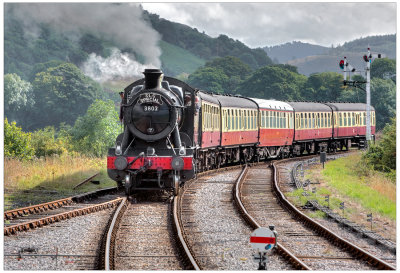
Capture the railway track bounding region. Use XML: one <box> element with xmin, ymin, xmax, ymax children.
<box><xmin>174</xmin><ymin>167</ymin><xmax>295</xmax><ymax>270</ymax></box>
<box><xmin>4</xmin><ymin>187</ymin><xmax>120</xmax><ymax>236</ymax></box>
<box><xmin>101</xmin><ymin>193</ymin><xmax>194</xmax><ymax>270</ymax></box>
<box><xmin>235</xmin><ymin>159</ymin><xmax>395</xmax><ymax>270</ymax></box>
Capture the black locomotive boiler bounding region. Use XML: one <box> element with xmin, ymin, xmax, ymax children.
<box><xmin>107</xmin><ymin>69</ymin><xmax>197</xmax><ymax>195</ymax></box>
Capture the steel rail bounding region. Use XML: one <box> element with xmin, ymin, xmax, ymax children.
<box><xmin>173</xmin><ymin>185</ymin><xmax>201</xmax><ymax>270</ymax></box>
<box><xmin>4</xmin><ymin>197</ymin><xmax>123</xmax><ymax>236</ymax></box>
<box><xmin>104</xmin><ymin>197</ymin><xmax>127</xmax><ymax>270</ymax></box>
<box><xmin>4</xmin><ymin>198</ymin><xmax>73</xmax><ymax>220</ymax></box>
<box><xmin>271</xmin><ymin>160</ymin><xmax>396</xmax><ymax>270</ymax></box>
<box><xmin>233</xmin><ymin>165</ymin><xmax>311</xmax><ymax>270</ymax></box>
<box><xmin>4</xmin><ymin>187</ymin><xmax>118</xmax><ymax>220</ymax></box>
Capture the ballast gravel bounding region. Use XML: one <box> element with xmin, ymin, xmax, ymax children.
<box><xmin>4</xmin><ymin>208</ymin><xmax>115</xmax><ymax>270</ymax></box>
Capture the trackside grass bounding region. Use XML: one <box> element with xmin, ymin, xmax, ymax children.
<box><xmin>321</xmin><ymin>154</ymin><xmax>395</xmax><ymax>220</ymax></box>
<box><xmin>4</xmin><ymin>155</ymin><xmax>116</xmax><ymax>210</ymax></box>
<box><xmin>287</xmin><ymin>152</ymin><xmax>395</xmax><ymax>241</ymax></box>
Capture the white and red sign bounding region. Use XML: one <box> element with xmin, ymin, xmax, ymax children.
<box><xmin>250</xmin><ymin>227</ymin><xmax>276</xmax><ymax>252</ymax></box>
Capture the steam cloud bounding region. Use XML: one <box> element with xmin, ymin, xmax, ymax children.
<box><xmin>8</xmin><ymin>3</ymin><xmax>161</xmax><ymax>81</ymax></box>
<box><xmin>82</xmin><ymin>48</ymin><xmax>155</xmax><ymax>83</ymax></box>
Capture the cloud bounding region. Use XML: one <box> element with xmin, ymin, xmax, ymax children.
<box><xmin>142</xmin><ymin>3</ymin><xmax>396</xmax><ymax>47</ymax></box>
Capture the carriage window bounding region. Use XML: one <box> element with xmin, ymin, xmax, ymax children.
<box><xmin>263</xmin><ymin>111</ymin><xmax>266</xmax><ymax>128</ymax></box>
<box><xmin>329</xmin><ymin>113</ymin><xmax>332</xmax><ymax>127</ymax></box>
<box><xmin>363</xmin><ymin>112</ymin><xmax>366</xmax><ymax>126</ymax></box>
<box><xmin>270</xmin><ymin>111</ymin><xmax>273</xmax><ymax>128</ymax></box>
<box><xmin>347</xmin><ymin>112</ymin><xmax>351</xmax><ymax>126</ymax></box>
<box><xmin>343</xmin><ymin>113</ymin><xmax>347</xmax><ymax>126</ymax></box>
<box><xmin>244</xmin><ymin>110</ymin><xmax>247</xmax><ymax>130</ymax></box>
<box><xmin>283</xmin><ymin>113</ymin><xmax>286</xmax><ymax>128</ymax></box>
<box><xmin>239</xmin><ymin>110</ymin><xmax>242</xmax><ymax>129</ymax></box>
<box><xmin>283</xmin><ymin>112</ymin><xmax>286</xmax><ymax>128</ymax></box>
<box><xmin>304</xmin><ymin>113</ymin><xmax>309</xmax><ymax>129</ymax></box>
<box><xmin>210</xmin><ymin>106</ymin><xmax>214</xmax><ymax>130</ymax></box>
<box><xmin>262</xmin><ymin>111</ymin><xmax>265</xmax><ymax>128</ymax></box>
<box><xmin>255</xmin><ymin>111</ymin><xmax>258</xmax><ymax>129</ymax></box>
<box><xmin>290</xmin><ymin>113</ymin><xmax>293</xmax><ymax>129</ymax></box>
<box><xmin>276</xmin><ymin>112</ymin><xmax>280</xmax><ymax>129</ymax></box>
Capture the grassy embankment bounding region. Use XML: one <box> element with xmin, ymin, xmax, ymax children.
<box><xmin>4</xmin><ymin>155</ymin><xmax>116</xmax><ymax>210</ymax></box>
<box><xmin>287</xmin><ymin>153</ymin><xmax>395</xmax><ymax>239</ymax></box>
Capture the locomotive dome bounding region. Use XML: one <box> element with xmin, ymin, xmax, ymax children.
<box><xmin>124</xmin><ymin>69</ymin><xmax>183</xmax><ymax>142</ymax></box>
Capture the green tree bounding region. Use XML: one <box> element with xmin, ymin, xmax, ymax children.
<box><xmin>187</xmin><ymin>67</ymin><xmax>229</xmax><ymax>94</ymax></box>
<box><xmin>28</xmin><ymin>63</ymin><xmax>103</xmax><ymax>130</ymax></box>
<box><xmin>4</xmin><ymin>73</ymin><xmax>34</xmax><ymax>123</ymax></box>
<box><xmin>4</xmin><ymin>118</ymin><xmax>35</xmax><ymax>160</ymax></box>
<box><xmin>28</xmin><ymin>60</ymin><xmax>65</xmax><ymax>82</ymax></box>
<box><xmin>370</xmin><ymin>78</ymin><xmax>396</xmax><ymax>130</ymax></box>
<box><xmin>205</xmin><ymin>56</ymin><xmax>252</xmax><ymax>80</ymax></box>
<box><xmin>371</xmin><ymin>58</ymin><xmax>396</xmax><ymax>83</ymax></box>
<box><xmin>237</xmin><ymin>65</ymin><xmax>307</xmax><ymax>100</ymax></box>
<box><xmin>70</xmin><ymin>100</ymin><xmax>121</xmax><ymax>157</ymax></box>
<box><xmin>302</xmin><ymin>72</ymin><xmax>344</xmax><ymax>102</ymax></box>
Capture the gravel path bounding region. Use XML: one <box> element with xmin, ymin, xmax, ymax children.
<box><xmin>4</xmin><ymin>208</ymin><xmax>115</xmax><ymax>270</ymax></box>
<box><xmin>181</xmin><ymin>169</ymin><xmax>292</xmax><ymax>270</ymax></box>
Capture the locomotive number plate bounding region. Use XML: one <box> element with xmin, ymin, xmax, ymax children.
<box><xmin>143</xmin><ymin>105</ymin><xmax>159</xmax><ymax>112</ymax></box>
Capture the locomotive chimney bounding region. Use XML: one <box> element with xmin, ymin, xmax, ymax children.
<box><xmin>143</xmin><ymin>69</ymin><xmax>163</xmax><ymax>90</ymax></box>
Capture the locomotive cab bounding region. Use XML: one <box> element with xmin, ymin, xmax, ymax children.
<box><xmin>107</xmin><ymin>69</ymin><xmax>196</xmax><ymax>196</ymax></box>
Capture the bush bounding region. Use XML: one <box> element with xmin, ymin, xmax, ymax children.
<box><xmin>4</xmin><ymin>118</ymin><xmax>35</xmax><ymax>160</ymax></box>
<box><xmin>363</xmin><ymin>117</ymin><xmax>396</xmax><ymax>181</ymax></box>
<box><xmin>31</xmin><ymin>126</ymin><xmax>68</xmax><ymax>157</ymax></box>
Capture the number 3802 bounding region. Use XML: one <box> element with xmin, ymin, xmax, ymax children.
<box><xmin>143</xmin><ymin>105</ymin><xmax>159</xmax><ymax>112</ymax></box>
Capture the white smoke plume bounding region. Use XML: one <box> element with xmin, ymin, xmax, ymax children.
<box><xmin>82</xmin><ymin>48</ymin><xmax>156</xmax><ymax>82</ymax></box>
<box><xmin>8</xmin><ymin>3</ymin><xmax>161</xmax><ymax>76</ymax></box>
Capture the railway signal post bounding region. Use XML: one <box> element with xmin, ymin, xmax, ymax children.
<box><xmin>339</xmin><ymin>48</ymin><xmax>383</xmax><ymax>147</ymax></box>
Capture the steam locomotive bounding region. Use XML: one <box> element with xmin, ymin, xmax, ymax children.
<box><xmin>107</xmin><ymin>69</ymin><xmax>375</xmax><ymax>195</ymax></box>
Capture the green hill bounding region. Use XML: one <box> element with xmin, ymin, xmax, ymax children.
<box><xmin>160</xmin><ymin>40</ymin><xmax>206</xmax><ymax>77</ymax></box>
<box><xmin>270</xmin><ymin>35</ymin><xmax>396</xmax><ymax>76</ymax></box>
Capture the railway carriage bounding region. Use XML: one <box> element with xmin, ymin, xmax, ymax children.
<box><xmin>287</xmin><ymin>102</ymin><xmax>333</xmax><ymax>154</ymax></box>
<box><xmin>325</xmin><ymin>103</ymin><xmax>375</xmax><ymax>149</ymax></box>
<box><xmin>252</xmin><ymin>98</ymin><xmax>294</xmax><ymax>159</ymax></box>
<box><xmin>216</xmin><ymin>95</ymin><xmax>259</xmax><ymax>163</ymax></box>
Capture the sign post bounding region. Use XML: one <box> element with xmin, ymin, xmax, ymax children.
<box><xmin>250</xmin><ymin>226</ymin><xmax>277</xmax><ymax>270</ymax></box>
<box><xmin>320</xmin><ymin>152</ymin><xmax>326</xmax><ymax>169</ymax></box>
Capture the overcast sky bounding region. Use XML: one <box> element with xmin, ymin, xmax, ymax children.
<box><xmin>141</xmin><ymin>2</ymin><xmax>396</xmax><ymax>48</ymax></box>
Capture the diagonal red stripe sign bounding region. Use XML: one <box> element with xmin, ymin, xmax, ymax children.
<box><xmin>250</xmin><ymin>236</ymin><xmax>276</xmax><ymax>244</ymax></box>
